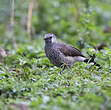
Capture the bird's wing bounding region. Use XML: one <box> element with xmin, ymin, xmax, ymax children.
<box><xmin>56</xmin><ymin>42</ymin><xmax>85</xmax><ymax>57</ymax></box>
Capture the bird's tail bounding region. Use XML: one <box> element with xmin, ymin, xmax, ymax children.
<box><xmin>84</xmin><ymin>54</ymin><xmax>101</xmax><ymax>68</ymax></box>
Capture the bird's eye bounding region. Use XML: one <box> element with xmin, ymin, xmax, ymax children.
<box><xmin>49</xmin><ymin>36</ymin><xmax>52</xmax><ymax>38</ymax></box>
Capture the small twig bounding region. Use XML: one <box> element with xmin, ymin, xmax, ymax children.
<box><xmin>86</xmin><ymin>52</ymin><xmax>101</xmax><ymax>69</ymax></box>
<box><xmin>27</xmin><ymin>0</ymin><xmax>34</xmax><ymax>41</ymax></box>
<box><xmin>10</xmin><ymin>0</ymin><xmax>17</xmax><ymax>49</ymax></box>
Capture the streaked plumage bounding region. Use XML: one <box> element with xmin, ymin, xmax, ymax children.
<box><xmin>44</xmin><ymin>33</ymin><xmax>88</xmax><ymax>67</ymax></box>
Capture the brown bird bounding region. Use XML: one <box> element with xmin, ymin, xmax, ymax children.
<box><xmin>44</xmin><ymin>33</ymin><xmax>100</xmax><ymax>71</ymax></box>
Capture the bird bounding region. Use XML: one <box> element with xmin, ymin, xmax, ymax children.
<box><xmin>44</xmin><ymin>33</ymin><xmax>100</xmax><ymax>72</ymax></box>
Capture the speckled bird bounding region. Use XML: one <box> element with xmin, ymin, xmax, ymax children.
<box><xmin>44</xmin><ymin>33</ymin><xmax>99</xmax><ymax>69</ymax></box>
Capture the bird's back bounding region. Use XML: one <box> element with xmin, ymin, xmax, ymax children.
<box><xmin>55</xmin><ymin>42</ymin><xmax>85</xmax><ymax>57</ymax></box>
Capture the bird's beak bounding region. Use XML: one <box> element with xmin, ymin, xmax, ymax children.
<box><xmin>44</xmin><ymin>38</ymin><xmax>46</xmax><ymax>40</ymax></box>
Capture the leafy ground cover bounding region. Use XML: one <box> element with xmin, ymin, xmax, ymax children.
<box><xmin>0</xmin><ymin>0</ymin><xmax>111</xmax><ymax>110</ymax></box>
<box><xmin>0</xmin><ymin>38</ymin><xmax>111</xmax><ymax>110</ymax></box>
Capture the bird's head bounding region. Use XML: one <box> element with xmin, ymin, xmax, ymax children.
<box><xmin>44</xmin><ymin>33</ymin><xmax>56</xmax><ymax>44</ymax></box>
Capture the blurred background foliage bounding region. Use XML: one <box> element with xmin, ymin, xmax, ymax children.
<box><xmin>0</xmin><ymin>0</ymin><xmax>111</xmax><ymax>49</ymax></box>
<box><xmin>0</xmin><ymin>0</ymin><xmax>111</xmax><ymax>110</ymax></box>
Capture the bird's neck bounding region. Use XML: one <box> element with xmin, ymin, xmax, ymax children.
<box><xmin>45</xmin><ymin>39</ymin><xmax>57</xmax><ymax>47</ymax></box>
<box><xmin>45</xmin><ymin>41</ymin><xmax>53</xmax><ymax>47</ymax></box>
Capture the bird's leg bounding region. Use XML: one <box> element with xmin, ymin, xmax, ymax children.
<box><xmin>60</xmin><ymin>64</ymin><xmax>72</xmax><ymax>74</ymax></box>
<box><xmin>60</xmin><ymin>64</ymin><xmax>66</xmax><ymax>74</ymax></box>
<box><xmin>66</xmin><ymin>64</ymin><xmax>72</xmax><ymax>73</ymax></box>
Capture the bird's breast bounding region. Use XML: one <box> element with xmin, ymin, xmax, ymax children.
<box><xmin>45</xmin><ymin>46</ymin><xmax>63</xmax><ymax>67</ymax></box>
